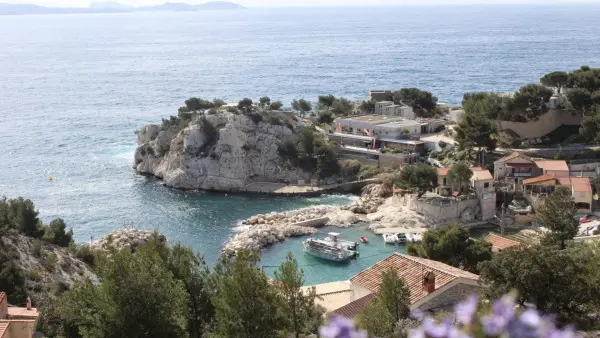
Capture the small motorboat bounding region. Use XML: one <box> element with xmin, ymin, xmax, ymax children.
<box><xmin>396</xmin><ymin>233</ymin><xmax>407</xmax><ymax>244</ymax></box>
<box><xmin>360</xmin><ymin>236</ymin><xmax>368</xmax><ymax>243</ymax></box>
<box><xmin>383</xmin><ymin>233</ymin><xmax>398</xmax><ymax>244</ymax></box>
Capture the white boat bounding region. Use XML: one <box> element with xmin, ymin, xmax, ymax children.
<box><xmin>383</xmin><ymin>233</ymin><xmax>398</xmax><ymax>244</ymax></box>
<box><xmin>324</xmin><ymin>232</ymin><xmax>357</xmax><ymax>251</ymax></box>
<box><xmin>406</xmin><ymin>232</ymin><xmax>423</xmax><ymax>242</ymax></box>
<box><xmin>303</xmin><ymin>233</ymin><xmax>357</xmax><ymax>262</ymax></box>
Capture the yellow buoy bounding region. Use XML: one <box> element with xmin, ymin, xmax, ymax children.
<box><xmin>48</xmin><ymin>176</ymin><xmax>53</xmax><ymax>181</ymax></box>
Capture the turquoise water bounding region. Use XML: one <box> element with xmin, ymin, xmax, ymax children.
<box><xmin>261</xmin><ymin>225</ymin><xmax>406</xmax><ymax>285</ymax></box>
<box><xmin>1</xmin><ymin>5</ymin><xmax>600</xmax><ymax>283</ymax></box>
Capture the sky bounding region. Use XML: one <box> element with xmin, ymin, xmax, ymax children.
<box><xmin>4</xmin><ymin>0</ymin><xmax>600</xmax><ymax>7</ymax></box>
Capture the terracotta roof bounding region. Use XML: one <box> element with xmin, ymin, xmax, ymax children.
<box><xmin>523</xmin><ymin>174</ymin><xmax>556</xmax><ymax>185</ymax></box>
<box><xmin>437</xmin><ymin>168</ymin><xmax>450</xmax><ymax>176</ymax></box>
<box><xmin>571</xmin><ymin>177</ymin><xmax>592</xmax><ymax>193</ymax></box>
<box><xmin>331</xmin><ymin>293</ymin><xmax>376</xmax><ymax>319</ymax></box>
<box><xmin>535</xmin><ymin>160</ymin><xmax>569</xmax><ymax>172</ymax></box>
<box><xmin>557</xmin><ymin>177</ymin><xmax>572</xmax><ymax>186</ymax></box>
<box><xmin>7</xmin><ymin>307</ymin><xmax>38</xmax><ymax>320</ymax></box>
<box><xmin>496</xmin><ymin>152</ymin><xmax>533</xmax><ymax>164</ymax></box>
<box><xmin>472</xmin><ymin>168</ymin><xmax>493</xmax><ymax>181</ymax></box>
<box><xmin>349</xmin><ymin>253</ymin><xmax>478</xmax><ymax>304</ymax></box>
<box><xmin>485</xmin><ymin>234</ymin><xmax>522</xmax><ymax>250</ymax></box>
<box><xmin>0</xmin><ymin>322</ymin><xmax>8</xmax><ymax>338</ymax></box>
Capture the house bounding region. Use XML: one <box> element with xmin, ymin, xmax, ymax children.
<box><xmin>307</xmin><ymin>253</ymin><xmax>480</xmax><ymax>319</ymax></box>
<box><xmin>484</xmin><ymin>234</ymin><xmax>523</xmax><ymax>252</ymax></box>
<box><xmin>523</xmin><ymin>175</ymin><xmax>593</xmax><ymax>213</ymax></box>
<box><xmin>494</xmin><ymin>152</ymin><xmax>540</xmax><ymax>181</ymax></box>
<box><xmin>558</xmin><ymin>177</ymin><xmax>593</xmax><ymax>213</ymax></box>
<box><xmin>374</xmin><ymin>101</ymin><xmax>416</xmax><ymax>119</ymax></box>
<box><xmin>436</xmin><ymin>168</ymin><xmax>451</xmax><ymax>196</ymax></box>
<box><xmin>471</xmin><ymin>168</ymin><xmax>496</xmax><ymax>221</ymax></box>
<box><xmin>0</xmin><ymin>292</ymin><xmax>38</xmax><ymax>338</ymax></box>
<box><xmin>534</xmin><ymin>160</ymin><xmax>569</xmax><ymax>178</ymax></box>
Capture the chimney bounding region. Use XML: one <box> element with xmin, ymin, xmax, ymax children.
<box><xmin>26</xmin><ymin>297</ymin><xmax>32</xmax><ymax>310</ymax></box>
<box><xmin>422</xmin><ymin>270</ymin><xmax>436</xmax><ymax>295</ymax></box>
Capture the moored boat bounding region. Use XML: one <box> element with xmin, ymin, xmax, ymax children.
<box><xmin>396</xmin><ymin>233</ymin><xmax>407</xmax><ymax>244</ymax></box>
<box><xmin>303</xmin><ymin>233</ymin><xmax>357</xmax><ymax>262</ymax></box>
<box><xmin>383</xmin><ymin>233</ymin><xmax>398</xmax><ymax>244</ymax></box>
<box><xmin>360</xmin><ymin>236</ymin><xmax>368</xmax><ymax>243</ymax></box>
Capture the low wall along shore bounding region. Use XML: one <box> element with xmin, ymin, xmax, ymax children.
<box><xmin>497</xmin><ymin>109</ymin><xmax>582</xmax><ymax>139</ymax></box>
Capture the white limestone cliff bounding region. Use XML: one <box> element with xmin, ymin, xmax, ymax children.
<box><xmin>133</xmin><ymin>111</ymin><xmax>310</xmax><ymax>190</ymax></box>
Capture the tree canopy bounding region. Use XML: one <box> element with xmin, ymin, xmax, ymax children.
<box><xmin>395</xmin><ymin>164</ymin><xmax>438</xmax><ymax>197</ymax></box>
<box><xmin>185</xmin><ymin>97</ymin><xmax>214</xmax><ymax>112</ymax></box>
<box><xmin>270</xmin><ymin>101</ymin><xmax>284</xmax><ymax>110</ymax></box>
<box><xmin>447</xmin><ymin>162</ymin><xmax>472</xmax><ymax>194</ymax></box>
<box><xmin>454</xmin><ymin>108</ymin><xmax>497</xmax><ymax>152</ymax></box>
<box><xmin>407</xmin><ymin>223</ymin><xmax>492</xmax><ymax>273</ymax></box>
<box><xmin>479</xmin><ymin>243</ymin><xmax>600</xmax><ymax>328</ymax></box>
<box><xmin>392</xmin><ymin>88</ymin><xmax>438</xmax><ymax>117</ymax></box>
<box><xmin>567</xmin><ymin>88</ymin><xmax>594</xmax><ymax>114</ymax></box>
<box><xmin>356</xmin><ymin>268</ymin><xmax>411</xmax><ymax>338</ymax></box>
<box><xmin>291</xmin><ymin>98</ymin><xmax>312</xmax><ymax>116</ymax></box>
<box><xmin>259</xmin><ymin>96</ymin><xmax>271</xmax><ymax>107</ymax></box>
<box><xmin>317</xmin><ymin>95</ymin><xmax>336</xmax><ymax>110</ymax></box>
<box><xmin>540</xmin><ymin>71</ymin><xmax>568</xmax><ymax>93</ymax></box>
<box><xmin>277</xmin><ymin>127</ymin><xmax>341</xmax><ymax>178</ymax></box>
<box><xmin>359</xmin><ymin>99</ymin><xmax>376</xmax><ymax>114</ymax></box>
<box><xmin>537</xmin><ymin>186</ymin><xmax>579</xmax><ymax>250</ymax></box>
<box><xmin>509</xmin><ymin>84</ymin><xmax>554</xmax><ymax>121</ymax></box>
<box><xmin>275</xmin><ymin>253</ymin><xmax>323</xmax><ymax>338</ymax></box>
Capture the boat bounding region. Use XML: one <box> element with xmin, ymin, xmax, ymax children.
<box><xmin>303</xmin><ymin>233</ymin><xmax>357</xmax><ymax>262</ymax></box>
<box><xmin>324</xmin><ymin>232</ymin><xmax>357</xmax><ymax>251</ymax></box>
<box><xmin>406</xmin><ymin>232</ymin><xmax>423</xmax><ymax>242</ymax></box>
<box><xmin>383</xmin><ymin>233</ymin><xmax>398</xmax><ymax>244</ymax></box>
<box><xmin>360</xmin><ymin>236</ymin><xmax>368</xmax><ymax>243</ymax></box>
<box><xmin>396</xmin><ymin>233</ymin><xmax>407</xmax><ymax>244</ymax></box>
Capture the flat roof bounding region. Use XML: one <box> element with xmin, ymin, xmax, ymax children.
<box><xmin>535</xmin><ymin>160</ymin><xmax>569</xmax><ymax>172</ymax></box>
<box><xmin>379</xmin><ymin>120</ymin><xmax>420</xmax><ymax>128</ymax></box>
<box><xmin>379</xmin><ymin>137</ymin><xmax>424</xmax><ymax>145</ymax></box>
<box><xmin>7</xmin><ymin>307</ymin><xmax>39</xmax><ymax>319</ymax></box>
<box><xmin>341</xmin><ymin>115</ymin><xmax>396</xmax><ymax>122</ymax></box>
<box><xmin>472</xmin><ymin>168</ymin><xmax>493</xmax><ymax>181</ymax></box>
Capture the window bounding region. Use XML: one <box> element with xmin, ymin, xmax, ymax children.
<box><xmin>580</xmin><ymin>192</ymin><xmax>585</xmax><ymax>197</ymax></box>
<box><xmin>443</xmin><ymin>178</ymin><xmax>447</xmax><ymax>185</ymax></box>
<box><xmin>484</xmin><ymin>182</ymin><xmax>490</xmax><ymax>188</ymax></box>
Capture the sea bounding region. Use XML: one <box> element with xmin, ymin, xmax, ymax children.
<box><xmin>1</xmin><ymin>5</ymin><xmax>599</xmax><ymax>284</ymax></box>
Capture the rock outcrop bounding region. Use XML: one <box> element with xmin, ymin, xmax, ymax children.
<box><xmin>1</xmin><ymin>232</ymin><xmax>98</xmax><ymax>302</ymax></box>
<box><xmin>133</xmin><ymin>111</ymin><xmax>310</xmax><ymax>190</ymax></box>
<box><xmin>90</xmin><ymin>228</ymin><xmax>166</xmax><ymax>252</ymax></box>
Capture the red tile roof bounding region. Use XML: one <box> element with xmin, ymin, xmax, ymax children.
<box><xmin>0</xmin><ymin>322</ymin><xmax>8</xmax><ymax>338</ymax></box>
<box><xmin>496</xmin><ymin>152</ymin><xmax>533</xmax><ymax>164</ymax></box>
<box><xmin>534</xmin><ymin>160</ymin><xmax>569</xmax><ymax>172</ymax></box>
<box><xmin>472</xmin><ymin>168</ymin><xmax>493</xmax><ymax>181</ymax></box>
<box><xmin>485</xmin><ymin>234</ymin><xmax>522</xmax><ymax>250</ymax></box>
<box><xmin>331</xmin><ymin>293</ymin><xmax>377</xmax><ymax>319</ymax></box>
<box><xmin>437</xmin><ymin>168</ymin><xmax>450</xmax><ymax>176</ymax></box>
<box><xmin>523</xmin><ymin>174</ymin><xmax>556</xmax><ymax>185</ymax></box>
<box><xmin>349</xmin><ymin>253</ymin><xmax>478</xmax><ymax>304</ymax></box>
<box><xmin>570</xmin><ymin>177</ymin><xmax>592</xmax><ymax>193</ymax></box>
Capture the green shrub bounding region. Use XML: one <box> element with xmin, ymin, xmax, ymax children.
<box><xmin>226</xmin><ymin>106</ymin><xmax>239</xmax><ymax>114</ymax></box>
<box><xmin>43</xmin><ymin>253</ymin><xmax>58</xmax><ymax>272</ymax></box>
<box><xmin>41</xmin><ymin>218</ymin><xmax>73</xmax><ymax>247</ymax></box>
<box><xmin>74</xmin><ymin>245</ymin><xmax>96</xmax><ymax>267</ymax></box>
<box><xmin>32</xmin><ymin>239</ymin><xmax>43</xmax><ymax>257</ymax></box>
<box><xmin>198</xmin><ymin>115</ymin><xmax>219</xmax><ymax>146</ymax></box>
<box><xmin>249</xmin><ymin>113</ymin><xmax>263</xmax><ymax>124</ymax></box>
<box><xmin>26</xmin><ymin>269</ymin><xmax>42</xmax><ymax>282</ymax></box>
<box><xmin>267</xmin><ymin>115</ymin><xmax>282</xmax><ymax>126</ymax></box>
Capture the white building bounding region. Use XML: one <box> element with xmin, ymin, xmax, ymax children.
<box><xmin>374</xmin><ymin>101</ymin><xmax>415</xmax><ymax>119</ymax></box>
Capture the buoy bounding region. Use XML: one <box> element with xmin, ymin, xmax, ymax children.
<box><xmin>48</xmin><ymin>176</ymin><xmax>53</xmax><ymax>181</ymax></box>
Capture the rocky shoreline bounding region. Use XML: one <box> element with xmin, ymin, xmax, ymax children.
<box><xmin>222</xmin><ymin>183</ymin><xmax>430</xmax><ymax>256</ymax></box>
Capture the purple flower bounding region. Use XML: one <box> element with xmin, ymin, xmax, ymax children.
<box><xmin>411</xmin><ymin>308</ymin><xmax>425</xmax><ymax>321</ymax></box>
<box><xmin>319</xmin><ymin>316</ymin><xmax>367</xmax><ymax>338</ymax></box>
<box><xmin>454</xmin><ymin>295</ymin><xmax>478</xmax><ymax>325</ymax></box>
<box><xmin>547</xmin><ymin>326</ymin><xmax>579</xmax><ymax>338</ymax></box>
<box><xmin>408</xmin><ymin>327</ymin><xmax>426</xmax><ymax>338</ymax></box>
<box><xmin>491</xmin><ymin>294</ymin><xmax>516</xmax><ymax>321</ymax></box>
<box><xmin>423</xmin><ymin>317</ymin><xmax>452</xmax><ymax>338</ymax></box>
<box><xmin>481</xmin><ymin>314</ymin><xmax>509</xmax><ymax>336</ymax></box>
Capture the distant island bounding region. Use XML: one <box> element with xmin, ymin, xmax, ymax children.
<box><xmin>0</xmin><ymin>1</ymin><xmax>245</xmax><ymax>15</ymax></box>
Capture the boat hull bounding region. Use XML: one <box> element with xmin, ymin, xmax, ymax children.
<box><xmin>303</xmin><ymin>241</ymin><xmax>356</xmax><ymax>262</ymax></box>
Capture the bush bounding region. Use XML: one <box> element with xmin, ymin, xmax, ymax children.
<box><xmin>249</xmin><ymin>113</ymin><xmax>263</xmax><ymax>124</ymax></box>
<box><xmin>74</xmin><ymin>245</ymin><xmax>96</xmax><ymax>267</ymax></box>
<box><xmin>340</xmin><ymin>159</ymin><xmax>362</xmax><ymax>181</ymax></box>
<box><xmin>42</xmin><ymin>218</ymin><xmax>73</xmax><ymax>247</ymax></box>
<box><xmin>26</xmin><ymin>269</ymin><xmax>42</xmax><ymax>282</ymax></box>
<box><xmin>207</xmin><ymin>108</ymin><xmax>218</xmax><ymax>115</ymax></box>
<box><xmin>267</xmin><ymin>114</ymin><xmax>282</xmax><ymax>126</ymax></box>
<box><xmin>43</xmin><ymin>252</ymin><xmax>58</xmax><ymax>272</ymax></box>
<box><xmin>270</xmin><ymin>101</ymin><xmax>284</xmax><ymax>110</ymax></box>
<box><xmin>32</xmin><ymin>239</ymin><xmax>43</xmax><ymax>257</ymax></box>
<box><xmin>317</xmin><ymin>111</ymin><xmax>334</xmax><ymax>124</ymax></box>
<box><xmin>226</xmin><ymin>106</ymin><xmax>239</xmax><ymax>114</ymax></box>
<box><xmin>198</xmin><ymin>115</ymin><xmax>219</xmax><ymax>146</ymax></box>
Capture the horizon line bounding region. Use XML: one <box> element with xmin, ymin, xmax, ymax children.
<box><xmin>3</xmin><ymin>1</ymin><xmax>600</xmax><ymax>9</ymax></box>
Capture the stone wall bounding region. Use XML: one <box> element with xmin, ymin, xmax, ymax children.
<box><xmin>404</xmin><ymin>195</ymin><xmax>480</xmax><ymax>224</ymax></box>
<box><xmin>497</xmin><ymin>109</ymin><xmax>582</xmax><ymax>139</ymax></box>
<box><xmin>417</xmin><ymin>283</ymin><xmax>482</xmax><ymax>313</ymax></box>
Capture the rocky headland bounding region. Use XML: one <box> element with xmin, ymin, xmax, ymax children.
<box><xmin>90</xmin><ymin>228</ymin><xmax>167</xmax><ymax>252</ymax></box>
<box><xmin>133</xmin><ymin>109</ymin><xmax>311</xmax><ymax>191</ymax></box>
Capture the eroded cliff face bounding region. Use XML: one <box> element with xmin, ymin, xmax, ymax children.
<box><xmin>133</xmin><ymin>111</ymin><xmax>310</xmax><ymax>190</ymax></box>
